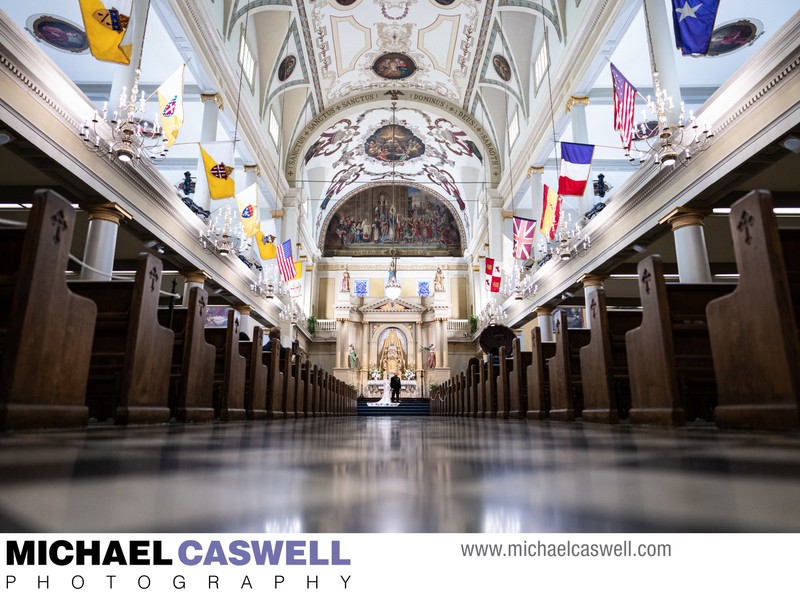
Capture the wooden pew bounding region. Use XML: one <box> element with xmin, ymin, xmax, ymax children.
<box><xmin>579</xmin><ymin>290</ymin><xmax>642</xmax><ymax>423</ymax></box>
<box><xmin>477</xmin><ymin>359</ymin><xmax>486</xmax><ymax>417</ymax></box>
<box><xmin>157</xmin><ymin>288</ymin><xmax>215</xmax><ymax>422</ymax></box>
<box><xmin>0</xmin><ymin>189</ymin><xmax>96</xmax><ymax>429</ymax></box>
<box><xmin>264</xmin><ymin>339</ymin><xmax>284</xmax><ymax>419</ymax></box>
<box><xmin>68</xmin><ymin>252</ymin><xmax>174</xmax><ymax>424</ymax></box>
<box><xmin>625</xmin><ymin>255</ymin><xmax>735</xmax><ymax>426</ymax></box>
<box><xmin>240</xmin><ymin>326</ymin><xmax>268</xmax><ymax>420</ymax></box>
<box><xmin>547</xmin><ymin>311</ymin><xmax>591</xmax><ymax>421</ymax></box>
<box><xmin>281</xmin><ymin>349</ymin><xmax>297</xmax><ymax>419</ymax></box>
<box><xmin>707</xmin><ymin>189</ymin><xmax>800</xmax><ymax>429</ymax></box>
<box><xmin>297</xmin><ymin>359</ymin><xmax>310</xmax><ymax>418</ymax></box>
<box><xmin>467</xmin><ymin>357</ymin><xmax>480</xmax><ymax>417</ymax></box>
<box><xmin>309</xmin><ymin>364</ymin><xmax>320</xmax><ymax>417</ymax></box>
<box><xmin>509</xmin><ymin>338</ymin><xmax>532</xmax><ymax>419</ymax></box>
<box><xmin>526</xmin><ymin>327</ymin><xmax>556</xmax><ymax>420</ymax></box>
<box><xmin>496</xmin><ymin>347</ymin><xmax>511</xmax><ymax>419</ymax></box>
<box><xmin>205</xmin><ymin>309</ymin><xmax>246</xmax><ymax>421</ymax></box>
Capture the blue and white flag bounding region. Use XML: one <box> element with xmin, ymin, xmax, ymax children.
<box><xmin>672</xmin><ymin>0</ymin><xmax>720</xmax><ymax>55</ymax></box>
<box><xmin>557</xmin><ymin>142</ymin><xmax>594</xmax><ymax>197</ymax></box>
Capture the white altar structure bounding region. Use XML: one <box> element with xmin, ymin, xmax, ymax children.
<box><xmin>332</xmin><ymin>288</ymin><xmax>451</xmax><ymax>399</ymax></box>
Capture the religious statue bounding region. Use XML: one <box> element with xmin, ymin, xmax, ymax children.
<box><xmin>341</xmin><ymin>270</ymin><xmax>350</xmax><ymax>292</ymax></box>
<box><xmin>379</xmin><ymin>329</ymin><xmax>406</xmax><ymax>379</ymax></box>
<box><xmin>426</xmin><ymin>344</ymin><xmax>436</xmax><ymax>369</ymax></box>
<box><xmin>433</xmin><ymin>266</ymin><xmax>445</xmax><ymax>292</ymax></box>
<box><xmin>348</xmin><ymin>344</ymin><xmax>358</xmax><ymax>371</ymax></box>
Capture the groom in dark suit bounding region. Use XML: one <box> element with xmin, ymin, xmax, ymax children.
<box><xmin>390</xmin><ymin>372</ymin><xmax>402</xmax><ymax>403</ymax></box>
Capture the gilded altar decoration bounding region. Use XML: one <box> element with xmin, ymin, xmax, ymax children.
<box><xmin>378</xmin><ymin>328</ymin><xmax>406</xmax><ymax>378</ymax></box>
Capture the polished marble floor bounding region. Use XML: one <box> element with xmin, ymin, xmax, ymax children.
<box><xmin>0</xmin><ymin>417</ymin><xmax>799</xmax><ymax>532</ymax></box>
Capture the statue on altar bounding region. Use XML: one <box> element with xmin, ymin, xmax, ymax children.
<box><xmin>379</xmin><ymin>329</ymin><xmax>406</xmax><ymax>379</ymax></box>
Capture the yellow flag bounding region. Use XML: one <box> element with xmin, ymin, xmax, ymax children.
<box><xmin>255</xmin><ymin>231</ymin><xmax>277</xmax><ymax>260</ymax></box>
<box><xmin>235</xmin><ymin>183</ymin><xmax>260</xmax><ymax>238</ymax></box>
<box><xmin>539</xmin><ymin>183</ymin><xmax>561</xmax><ymax>241</ymax></box>
<box><xmin>200</xmin><ymin>144</ymin><xmax>235</xmax><ymax>200</ymax></box>
<box><xmin>79</xmin><ymin>0</ymin><xmax>133</xmax><ymax>64</ymax></box>
<box><xmin>157</xmin><ymin>65</ymin><xmax>184</xmax><ymax>148</ymax></box>
<box><xmin>294</xmin><ymin>261</ymin><xmax>303</xmax><ymax>280</ymax></box>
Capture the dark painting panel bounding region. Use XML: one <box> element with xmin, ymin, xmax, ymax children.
<box><xmin>373</xmin><ymin>53</ymin><xmax>416</xmax><ymax>80</ymax></box>
<box><xmin>323</xmin><ymin>185</ymin><xmax>462</xmax><ymax>257</ymax></box>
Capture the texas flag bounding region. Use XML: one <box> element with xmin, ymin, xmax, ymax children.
<box><xmin>672</xmin><ymin>0</ymin><xmax>720</xmax><ymax>55</ymax></box>
<box><xmin>558</xmin><ymin>142</ymin><xmax>595</xmax><ymax>196</ymax></box>
<box><xmin>485</xmin><ymin>258</ymin><xmax>502</xmax><ymax>293</ymax></box>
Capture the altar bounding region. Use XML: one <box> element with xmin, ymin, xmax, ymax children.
<box><xmin>365</xmin><ymin>379</ymin><xmax>418</xmax><ymax>406</ymax></box>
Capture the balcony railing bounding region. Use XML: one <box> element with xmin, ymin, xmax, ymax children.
<box><xmin>315</xmin><ymin>319</ymin><xmax>338</xmax><ymax>332</ymax></box>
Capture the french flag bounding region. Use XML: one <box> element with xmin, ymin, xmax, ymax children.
<box><xmin>558</xmin><ymin>142</ymin><xmax>595</xmax><ymax>196</ymax></box>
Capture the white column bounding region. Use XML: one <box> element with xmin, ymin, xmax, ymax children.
<box><xmin>182</xmin><ymin>270</ymin><xmax>211</xmax><ymax>303</ymax></box>
<box><xmin>361</xmin><ymin>321</ymin><xmax>369</xmax><ymax>373</ymax></box>
<box><xmin>194</xmin><ymin>93</ymin><xmax>222</xmax><ymax>211</ymax></box>
<box><xmin>487</xmin><ymin>190</ymin><xmax>503</xmax><ymax>262</ymax></box>
<box><xmin>567</xmin><ymin>96</ymin><xmax>592</xmax><ymax>215</ymax></box>
<box><xmin>415</xmin><ymin>321</ymin><xmax>423</xmax><ymax>375</ymax></box>
<box><xmin>80</xmin><ymin>203</ymin><xmax>133</xmax><ymax>280</ymax></box>
<box><xmin>579</xmin><ymin>274</ymin><xmax>605</xmax><ymax>329</ymax></box>
<box><xmin>235</xmin><ymin>305</ymin><xmax>253</xmax><ymax>339</ymax></box>
<box><xmin>660</xmin><ymin>208</ymin><xmax>712</xmax><ymax>283</ymax></box>
<box><xmin>535</xmin><ymin>306</ymin><xmax>554</xmax><ymax>342</ymax></box>
<box><xmin>643</xmin><ymin>0</ymin><xmax>682</xmax><ymax>127</ymax></box>
<box><xmin>440</xmin><ymin>319</ymin><xmax>449</xmax><ymax>368</ymax></box>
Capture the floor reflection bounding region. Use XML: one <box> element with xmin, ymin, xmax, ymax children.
<box><xmin>0</xmin><ymin>418</ymin><xmax>799</xmax><ymax>532</ymax></box>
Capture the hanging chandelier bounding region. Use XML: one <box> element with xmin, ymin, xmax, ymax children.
<box><xmin>200</xmin><ymin>202</ymin><xmax>251</xmax><ymax>259</ymax></box>
<box><xmin>279</xmin><ymin>298</ymin><xmax>307</xmax><ymax>325</ymax></box>
<box><xmin>477</xmin><ymin>296</ymin><xmax>508</xmax><ymax>328</ymax></box>
<box><xmin>251</xmin><ymin>263</ymin><xmax>286</xmax><ymax>299</ymax></box>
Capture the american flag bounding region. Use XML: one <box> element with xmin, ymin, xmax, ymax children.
<box><xmin>610</xmin><ymin>63</ymin><xmax>637</xmax><ymax>151</ymax></box>
<box><xmin>277</xmin><ymin>239</ymin><xmax>297</xmax><ymax>282</ymax></box>
<box><xmin>512</xmin><ymin>216</ymin><xmax>537</xmax><ymax>260</ymax></box>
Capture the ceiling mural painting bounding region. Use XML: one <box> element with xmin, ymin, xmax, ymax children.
<box><xmin>479</xmin><ymin>20</ymin><xmax>526</xmax><ymax>114</ymax></box>
<box><xmin>305</xmin><ymin>106</ymin><xmax>484</xmax><ymax>217</ymax></box>
<box><xmin>320</xmin><ymin>184</ymin><xmax>465</xmax><ymax>257</ymax></box>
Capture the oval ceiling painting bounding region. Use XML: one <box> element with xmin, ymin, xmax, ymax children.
<box><xmin>278</xmin><ymin>55</ymin><xmax>297</xmax><ymax>81</ymax></box>
<box><xmin>323</xmin><ymin>185</ymin><xmax>462</xmax><ymax>257</ymax></box>
<box><xmin>365</xmin><ymin>124</ymin><xmax>425</xmax><ymax>163</ymax></box>
<box><xmin>26</xmin><ymin>14</ymin><xmax>89</xmax><ymax>54</ymax></box>
<box><xmin>708</xmin><ymin>19</ymin><xmax>763</xmax><ymax>57</ymax></box>
<box><xmin>492</xmin><ymin>54</ymin><xmax>512</xmax><ymax>82</ymax></box>
<box><xmin>372</xmin><ymin>53</ymin><xmax>416</xmax><ymax>80</ymax></box>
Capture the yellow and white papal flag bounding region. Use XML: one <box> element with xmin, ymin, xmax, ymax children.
<box><xmin>235</xmin><ymin>183</ymin><xmax>260</xmax><ymax>239</ymax></box>
<box><xmin>79</xmin><ymin>0</ymin><xmax>134</xmax><ymax>64</ymax></box>
<box><xmin>199</xmin><ymin>142</ymin><xmax>235</xmax><ymax>200</ymax></box>
<box><xmin>156</xmin><ymin>65</ymin><xmax>185</xmax><ymax>148</ymax></box>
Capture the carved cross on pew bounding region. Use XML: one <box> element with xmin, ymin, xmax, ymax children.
<box><xmin>50</xmin><ymin>210</ymin><xmax>67</xmax><ymax>244</ymax></box>
<box><xmin>148</xmin><ymin>267</ymin><xmax>159</xmax><ymax>292</ymax></box>
<box><xmin>199</xmin><ymin>295</ymin><xmax>206</xmax><ymax>315</ymax></box>
<box><xmin>641</xmin><ymin>269</ymin><xmax>652</xmax><ymax>294</ymax></box>
<box><xmin>234</xmin><ymin>318</ymin><xmax>239</xmax><ymax>335</ymax></box>
<box><xmin>555</xmin><ymin>318</ymin><xmax>561</xmax><ymax>336</ymax></box>
<box><xmin>738</xmin><ymin>210</ymin><xmax>755</xmax><ymax>245</ymax></box>
<box><xmin>590</xmin><ymin>297</ymin><xmax>597</xmax><ymax>319</ymax></box>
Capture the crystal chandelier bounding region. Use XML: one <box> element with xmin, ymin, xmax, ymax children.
<box><xmin>477</xmin><ymin>296</ymin><xmax>508</xmax><ymax>328</ymax></box>
<box><xmin>385</xmin><ymin>253</ymin><xmax>402</xmax><ymax>300</ymax></box>
<box><xmin>79</xmin><ymin>69</ymin><xmax>169</xmax><ymax>164</ymax></box>
<box><xmin>628</xmin><ymin>2</ymin><xmax>714</xmax><ymax>169</ymax></box>
<box><xmin>200</xmin><ymin>202</ymin><xmax>251</xmax><ymax>259</ymax></box>
<box><xmin>251</xmin><ymin>263</ymin><xmax>285</xmax><ymax>299</ymax></box>
<box><xmin>278</xmin><ymin>298</ymin><xmax>307</xmax><ymax>325</ymax></box>
<box><xmin>535</xmin><ymin>214</ymin><xmax>591</xmax><ymax>266</ymax></box>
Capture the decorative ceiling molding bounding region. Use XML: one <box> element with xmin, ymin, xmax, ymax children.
<box><xmin>418</xmin><ymin>14</ymin><xmax>460</xmax><ymax>74</ymax></box>
<box><xmin>286</xmin><ymin>90</ymin><xmax>501</xmax><ymax>184</ymax></box>
<box><xmin>478</xmin><ymin>19</ymin><xmax>526</xmax><ymax>116</ymax></box>
<box><xmin>227</xmin><ymin>0</ymin><xmax>293</xmax><ymax>39</ymax></box>
<box><xmin>295</xmin><ymin>0</ymin><xmax>325</xmax><ymax>110</ymax></box>
<box><xmin>264</xmin><ymin>19</ymin><xmax>311</xmax><ymax>111</ymax></box>
<box><xmin>462</xmin><ymin>0</ymin><xmax>497</xmax><ymax>110</ymax></box>
<box><xmin>497</xmin><ymin>0</ymin><xmax>562</xmax><ymax>42</ymax></box>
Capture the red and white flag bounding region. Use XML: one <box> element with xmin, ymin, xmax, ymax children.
<box><xmin>277</xmin><ymin>239</ymin><xmax>297</xmax><ymax>282</ymax></box>
<box><xmin>485</xmin><ymin>257</ymin><xmax>502</xmax><ymax>293</ymax></box>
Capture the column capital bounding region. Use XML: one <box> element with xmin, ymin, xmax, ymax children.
<box><xmin>234</xmin><ymin>305</ymin><xmax>252</xmax><ymax>315</ymax></box>
<box><xmin>199</xmin><ymin>92</ymin><xmax>224</xmax><ymax>110</ymax></box>
<box><xmin>527</xmin><ymin>165</ymin><xmax>545</xmax><ymax>178</ymax></box>
<box><xmin>270</xmin><ymin>209</ymin><xmax>285</xmax><ymax>219</ymax></box>
<box><xmin>243</xmin><ymin>164</ymin><xmax>259</xmax><ymax>175</ymax></box>
<box><xmin>84</xmin><ymin>202</ymin><xmax>133</xmax><ymax>224</ymax></box>
<box><xmin>659</xmin><ymin>207</ymin><xmax>712</xmax><ymax>230</ymax></box>
<box><xmin>501</xmin><ymin>210</ymin><xmax>515</xmax><ymax>219</ymax></box>
<box><xmin>566</xmin><ymin>95</ymin><xmax>590</xmax><ymax>112</ymax></box>
<box><xmin>534</xmin><ymin>305</ymin><xmax>554</xmax><ymax>316</ymax></box>
<box><xmin>183</xmin><ymin>269</ymin><xmax>212</xmax><ymax>285</ymax></box>
<box><xmin>487</xmin><ymin>189</ymin><xmax>504</xmax><ymax>209</ymax></box>
<box><xmin>578</xmin><ymin>273</ymin><xmax>607</xmax><ymax>287</ymax></box>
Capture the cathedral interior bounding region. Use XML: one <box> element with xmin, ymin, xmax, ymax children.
<box><xmin>0</xmin><ymin>1</ymin><xmax>799</xmax><ymax>533</ymax></box>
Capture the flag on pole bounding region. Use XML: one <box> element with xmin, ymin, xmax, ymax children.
<box><xmin>200</xmin><ymin>143</ymin><xmax>235</xmax><ymax>200</ymax></box>
<box><xmin>235</xmin><ymin>183</ymin><xmax>260</xmax><ymax>238</ymax></box>
<box><xmin>557</xmin><ymin>142</ymin><xmax>595</xmax><ymax>196</ymax></box>
<box><xmin>540</xmin><ymin>184</ymin><xmax>561</xmax><ymax>241</ymax></box>
<box><xmin>156</xmin><ymin>65</ymin><xmax>184</xmax><ymax>148</ymax></box>
<box><xmin>288</xmin><ymin>262</ymin><xmax>303</xmax><ymax>297</ymax></box>
<box><xmin>512</xmin><ymin>216</ymin><xmax>537</xmax><ymax>260</ymax></box>
<box><xmin>672</xmin><ymin>0</ymin><xmax>720</xmax><ymax>55</ymax></box>
<box><xmin>255</xmin><ymin>219</ymin><xmax>277</xmax><ymax>260</ymax></box>
<box><xmin>79</xmin><ymin>0</ymin><xmax>134</xmax><ymax>64</ymax></box>
<box><xmin>610</xmin><ymin>63</ymin><xmax>637</xmax><ymax>151</ymax></box>
<box><xmin>277</xmin><ymin>239</ymin><xmax>297</xmax><ymax>282</ymax></box>
<box><xmin>485</xmin><ymin>258</ymin><xmax>502</xmax><ymax>293</ymax></box>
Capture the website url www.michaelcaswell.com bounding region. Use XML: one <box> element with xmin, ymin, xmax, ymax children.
<box><xmin>460</xmin><ymin>540</ymin><xmax>672</xmax><ymax>559</ymax></box>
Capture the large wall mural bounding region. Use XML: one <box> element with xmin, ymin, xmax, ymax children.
<box><xmin>321</xmin><ymin>184</ymin><xmax>463</xmax><ymax>257</ymax></box>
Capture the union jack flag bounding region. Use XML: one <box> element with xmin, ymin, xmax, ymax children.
<box><xmin>162</xmin><ymin>96</ymin><xmax>177</xmax><ymax>117</ymax></box>
<box><xmin>277</xmin><ymin>239</ymin><xmax>297</xmax><ymax>282</ymax></box>
<box><xmin>512</xmin><ymin>216</ymin><xmax>537</xmax><ymax>260</ymax></box>
<box><xmin>210</xmin><ymin>163</ymin><xmax>230</xmax><ymax>180</ymax></box>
